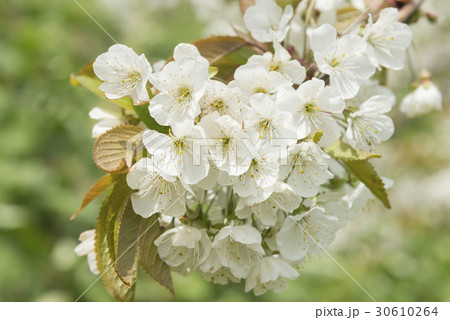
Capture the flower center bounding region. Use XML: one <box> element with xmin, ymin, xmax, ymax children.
<box><xmin>254</xmin><ymin>87</ymin><xmax>268</xmax><ymax>94</ymax></box>
<box><xmin>304</xmin><ymin>102</ymin><xmax>319</xmax><ymax>114</ymax></box>
<box><xmin>259</xmin><ymin>118</ymin><xmax>274</xmax><ymax>138</ymax></box>
<box><xmin>121</xmin><ymin>71</ymin><xmax>142</xmax><ymax>90</ymax></box>
<box><xmin>178</xmin><ymin>86</ymin><xmax>192</xmax><ymax>103</ymax></box>
<box><xmin>269</xmin><ymin>62</ymin><xmax>282</xmax><ymax>72</ymax></box>
<box><xmin>327</xmin><ymin>54</ymin><xmax>346</xmax><ymax>68</ymax></box>
<box><xmin>221</xmin><ymin>137</ymin><xmax>231</xmax><ymax>148</ymax></box>
<box><xmin>211</xmin><ymin>99</ymin><xmax>227</xmax><ymax>111</ymax></box>
<box><xmin>292</xmin><ymin>154</ymin><xmax>306</xmax><ymax>174</ymax></box>
<box><xmin>249</xmin><ymin>158</ymin><xmax>259</xmax><ymax>178</ymax></box>
<box><xmin>174</xmin><ymin>138</ymin><xmax>185</xmax><ymax>150</ymax></box>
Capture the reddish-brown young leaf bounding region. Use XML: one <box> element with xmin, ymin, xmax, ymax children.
<box><xmin>71</xmin><ymin>174</ymin><xmax>114</xmax><ymax>220</ymax></box>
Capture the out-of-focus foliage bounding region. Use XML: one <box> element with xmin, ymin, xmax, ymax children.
<box><xmin>0</xmin><ymin>0</ymin><xmax>448</xmax><ymax>301</ymax></box>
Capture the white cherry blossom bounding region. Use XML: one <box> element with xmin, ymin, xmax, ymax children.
<box><xmin>88</xmin><ymin>107</ymin><xmax>126</xmax><ymax>138</ymax></box>
<box><xmin>154</xmin><ymin>225</ymin><xmax>211</xmax><ymax>271</ymax></box>
<box><xmin>126</xmin><ymin>158</ymin><xmax>189</xmax><ymax>218</ymax></box>
<box><xmin>212</xmin><ymin>221</ymin><xmax>265</xmax><ymax>278</ymax></box>
<box><xmin>199</xmin><ymin>113</ymin><xmax>252</xmax><ymax>176</ymax></box>
<box><xmin>243</xmin><ymin>93</ymin><xmax>297</xmax><ymax>142</ymax></box>
<box><xmin>247</xmin><ymin>42</ymin><xmax>306</xmax><ymax>84</ymax></box>
<box><xmin>310</xmin><ymin>24</ymin><xmax>375</xmax><ymax>99</ymax></box>
<box><xmin>243</xmin><ymin>0</ymin><xmax>293</xmax><ymax>43</ymax></box>
<box><xmin>149</xmin><ymin>43</ymin><xmax>209</xmax><ymax>134</ymax></box>
<box><xmin>364</xmin><ymin>8</ymin><xmax>413</xmax><ymax>70</ymax></box>
<box><xmin>245</xmin><ymin>255</ymin><xmax>298</xmax><ymax>295</ymax></box>
<box><xmin>74</xmin><ymin>230</ymin><xmax>99</xmax><ymax>275</ymax></box>
<box><xmin>228</xmin><ymin>63</ymin><xmax>292</xmax><ymax>101</ymax></box>
<box><xmin>315</xmin><ymin>190</ymin><xmax>352</xmax><ymax>227</ymax></box>
<box><xmin>344</xmin><ymin>95</ymin><xmax>394</xmax><ymax>151</ymax></box>
<box><xmin>93</xmin><ymin>44</ymin><xmax>152</xmax><ymax>105</ymax></box>
<box><xmin>343</xmin><ymin>178</ymin><xmax>393</xmax><ymax>215</ymax></box>
<box><xmin>276</xmin><ymin>207</ymin><xmax>340</xmax><ymax>261</ymax></box>
<box><xmin>238</xmin><ymin>181</ymin><xmax>303</xmax><ymax>227</ymax></box>
<box><xmin>277</xmin><ymin>78</ymin><xmax>345</xmax><ymax>146</ymax></box>
<box><xmin>77</xmin><ymin>0</ymin><xmax>440</xmax><ymax>297</ymax></box>
<box><xmin>142</xmin><ymin>126</ymin><xmax>210</xmax><ymax>185</ymax></box>
<box><xmin>201</xmin><ymin>248</ymin><xmax>240</xmax><ymax>285</ymax></box>
<box><xmin>199</xmin><ymin>80</ymin><xmax>242</xmax><ymax>121</ymax></box>
<box><xmin>280</xmin><ymin>142</ymin><xmax>334</xmax><ymax>198</ymax></box>
<box><xmin>346</xmin><ymin>79</ymin><xmax>396</xmax><ymax>107</ymax></box>
<box><xmin>220</xmin><ymin>138</ymin><xmax>279</xmax><ymax>198</ymax></box>
<box><xmin>400</xmin><ymin>80</ymin><xmax>443</xmax><ymax>117</ymax></box>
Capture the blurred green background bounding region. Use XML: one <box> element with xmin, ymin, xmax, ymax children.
<box><xmin>0</xmin><ymin>0</ymin><xmax>448</xmax><ymax>302</ymax></box>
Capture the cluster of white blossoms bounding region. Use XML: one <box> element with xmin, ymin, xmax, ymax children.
<box><xmin>76</xmin><ymin>0</ymin><xmax>442</xmax><ymax>296</ymax></box>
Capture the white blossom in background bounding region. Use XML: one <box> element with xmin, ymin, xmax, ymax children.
<box><xmin>74</xmin><ymin>230</ymin><xmax>99</xmax><ymax>275</ymax></box>
<box><xmin>344</xmin><ymin>95</ymin><xmax>395</xmax><ymax>151</ymax></box>
<box><xmin>154</xmin><ymin>225</ymin><xmax>211</xmax><ymax>271</ymax></box>
<box><xmin>245</xmin><ymin>255</ymin><xmax>298</xmax><ymax>295</ymax></box>
<box><xmin>213</xmin><ymin>222</ymin><xmax>265</xmax><ymax>278</ymax></box>
<box><xmin>93</xmin><ymin>44</ymin><xmax>152</xmax><ymax>105</ymax></box>
<box><xmin>88</xmin><ymin>107</ymin><xmax>126</xmax><ymax>138</ymax></box>
<box><xmin>280</xmin><ymin>142</ymin><xmax>334</xmax><ymax>198</ymax></box>
<box><xmin>243</xmin><ymin>0</ymin><xmax>293</xmax><ymax>43</ymax></box>
<box><xmin>350</xmin><ymin>0</ymin><xmax>366</xmax><ymax>11</ymax></box>
<box><xmin>310</xmin><ymin>24</ymin><xmax>375</xmax><ymax>99</ymax></box>
<box><xmin>142</xmin><ymin>126</ymin><xmax>210</xmax><ymax>185</ymax></box>
<box><xmin>199</xmin><ymin>80</ymin><xmax>242</xmax><ymax>121</ymax></box>
<box><xmin>248</xmin><ymin>42</ymin><xmax>306</xmax><ymax>84</ymax></box>
<box><xmin>276</xmin><ymin>207</ymin><xmax>340</xmax><ymax>261</ymax></box>
<box><xmin>190</xmin><ymin>0</ymin><xmax>241</xmax><ymax>36</ymax></box>
<box><xmin>400</xmin><ymin>80</ymin><xmax>443</xmax><ymax>117</ymax></box>
<box><xmin>228</xmin><ymin>63</ymin><xmax>292</xmax><ymax>101</ymax></box>
<box><xmin>149</xmin><ymin>43</ymin><xmax>209</xmax><ymax>135</ymax></box>
<box><xmin>277</xmin><ymin>78</ymin><xmax>345</xmax><ymax>146</ymax></box>
<box><xmin>126</xmin><ymin>158</ymin><xmax>189</xmax><ymax>218</ymax></box>
<box><xmin>364</xmin><ymin>8</ymin><xmax>413</xmax><ymax>70</ymax></box>
<box><xmin>285</xmin><ymin>3</ymin><xmax>306</xmax><ymax>56</ymax></box>
<box><xmin>315</xmin><ymin>0</ymin><xmax>343</xmax><ymax>25</ymax></box>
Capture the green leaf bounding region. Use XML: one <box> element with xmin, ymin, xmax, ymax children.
<box><xmin>132</xmin><ymin>104</ymin><xmax>169</xmax><ymax>134</ymax></box>
<box><xmin>95</xmin><ymin>188</ymin><xmax>135</xmax><ymax>301</ymax></box>
<box><xmin>343</xmin><ymin>160</ymin><xmax>391</xmax><ymax>209</ymax></box>
<box><xmin>190</xmin><ymin>36</ymin><xmax>255</xmax><ymax>82</ymax></box>
<box><xmin>93</xmin><ymin>124</ymin><xmax>143</xmax><ymax>174</ymax></box>
<box><xmin>115</xmin><ymin>200</ymin><xmax>142</xmax><ymax>287</ymax></box>
<box><xmin>70</xmin><ymin>61</ymin><xmax>134</xmax><ymax>110</ymax></box>
<box><xmin>312</xmin><ymin>130</ymin><xmax>324</xmax><ymax>144</ymax></box>
<box><xmin>106</xmin><ymin>174</ymin><xmax>133</xmax><ymax>263</ymax></box>
<box><xmin>71</xmin><ymin>174</ymin><xmax>114</xmax><ymax>220</ymax></box>
<box><xmin>325</xmin><ymin>140</ymin><xmax>381</xmax><ymax>161</ymax></box>
<box><xmin>139</xmin><ymin>215</ymin><xmax>175</xmax><ymax>298</ymax></box>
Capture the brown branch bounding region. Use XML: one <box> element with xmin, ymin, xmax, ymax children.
<box><xmin>397</xmin><ymin>0</ymin><xmax>426</xmax><ymax>22</ymax></box>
